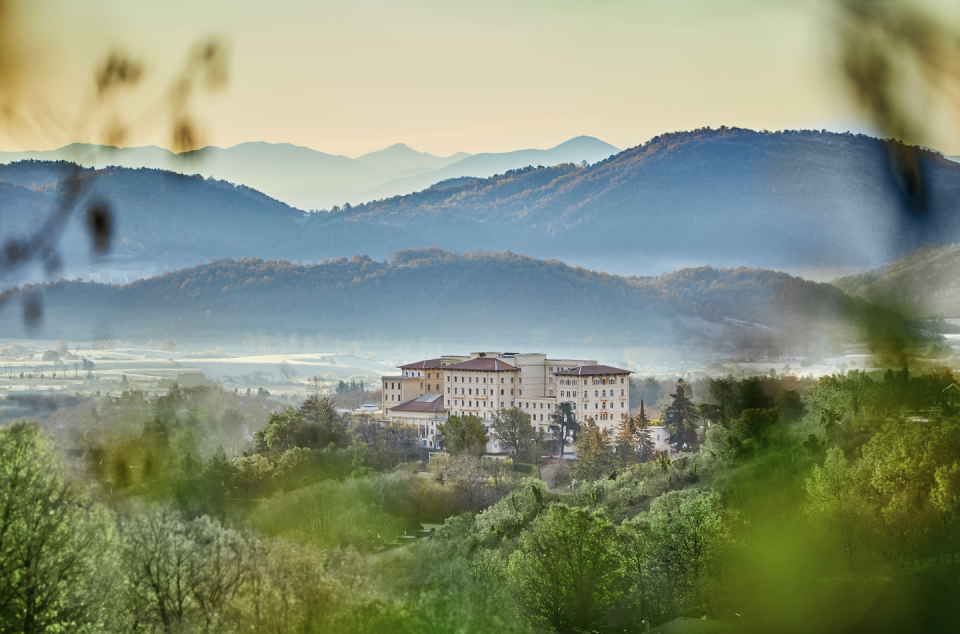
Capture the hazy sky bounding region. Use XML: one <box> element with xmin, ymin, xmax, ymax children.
<box><xmin>3</xmin><ymin>0</ymin><xmax>956</xmax><ymax>156</ymax></box>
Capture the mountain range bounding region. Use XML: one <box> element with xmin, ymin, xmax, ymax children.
<box><xmin>2</xmin><ymin>127</ymin><xmax>960</xmax><ymax>286</ymax></box>
<box><xmin>0</xmin><ymin>136</ymin><xmax>619</xmax><ymax>210</ymax></box>
<box><xmin>0</xmin><ymin>249</ymin><xmax>888</xmax><ymax>363</ymax></box>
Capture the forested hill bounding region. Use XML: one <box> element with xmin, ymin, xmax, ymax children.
<box><xmin>309</xmin><ymin>128</ymin><xmax>960</xmax><ymax>277</ymax></box>
<box><xmin>833</xmin><ymin>243</ymin><xmax>960</xmax><ymax>316</ymax></box>
<box><xmin>2</xmin><ymin>249</ymin><xmax>890</xmax><ymax>358</ymax></box>
<box><xmin>5</xmin><ymin>128</ymin><xmax>960</xmax><ymax>283</ymax></box>
<box><xmin>0</xmin><ymin>161</ymin><xmax>305</xmax><ymax>278</ymax></box>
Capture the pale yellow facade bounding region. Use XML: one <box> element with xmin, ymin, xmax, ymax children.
<box><xmin>383</xmin><ymin>351</ymin><xmax>631</xmax><ymax>454</ymax></box>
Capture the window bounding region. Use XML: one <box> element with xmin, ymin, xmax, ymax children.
<box><xmin>595</xmin><ymin>391</ymin><xmax>598</xmax><ymax>397</ymax></box>
<box><xmin>621</xmin><ymin>378</ymin><xmax>625</xmax><ymax>384</ymax></box>
<box><xmin>510</xmin><ymin>389</ymin><xmax>514</xmax><ymax>395</ymax></box>
<box><xmin>454</xmin><ymin>377</ymin><xmax>458</xmax><ymax>382</ymax></box>
<box><xmin>420</xmin><ymin>382</ymin><xmax>423</xmax><ymax>388</ymax></box>
<box><xmin>447</xmin><ymin>388</ymin><xmax>450</xmax><ymax>394</ymax></box>
<box><xmin>501</xmin><ymin>389</ymin><xmax>504</xmax><ymax>395</ymax></box>
<box><xmin>483</xmin><ymin>378</ymin><xmax>486</xmax><ymax>383</ymax></box>
<box><xmin>447</xmin><ymin>376</ymin><xmax>451</xmax><ymax>382</ymax></box>
<box><xmin>469</xmin><ymin>389</ymin><xmax>472</xmax><ymax>395</ymax></box>
<box><xmin>622</xmin><ymin>402</ymin><xmax>625</xmax><ymax>408</ymax></box>
<box><xmin>602</xmin><ymin>390</ymin><xmax>606</xmax><ymax>397</ymax></box>
<box><xmin>511</xmin><ymin>378</ymin><xmax>514</xmax><ymax>383</ymax></box>
<box><xmin>621</xmin><ymin>389</ymin><xmax>625</xmax><ymax>396</ymax></box>
<box><xmin>501</xmin><ymin>378</ymin><xmax>504</xmax><ymax>383</ymax></box>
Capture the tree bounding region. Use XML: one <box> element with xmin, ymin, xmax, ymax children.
<box><xmin>549</xmin><ymin>401</ymin><xmax>580</xmax><ymax>458</ymax></box>
<box><xmin>0</xmin><ymin>422</ymin><xmax>120</xmax><ymax>634</ymax></box>
<box><xmin>253</xmin><ymin>407</ymin><xmax>306</xmax><ymax>454</ymax></box>
<box><xmin>614</xmin><ymin>412</ymin><xmax>638</xmax><ymax>467</ymax></box>
<box><xmin>438</xmin><ymin>414</ymin><xmax>488</xmax><ymax>455</ymax></box>
<box><xmin>806</xmin><ymin>447</ymin><xmax>869</xmax><ymax>571</ymax></box>
<box><xmin>572</xmin><ymin>417</ymin><xmax>611</xmax><ymax>480</ymax></box>
<box><xmin>122</xmin><ymin>509</ymin><xmax>249</xmax><ymax>633</ymax></box>
<box><xmin>663</xmin><ymin>379</ymin><xmax>698</xmax><ymax>451</ymax></box>
<box><xmin>733</xmin><ymin>408</ymin><xmax>779</xmax><ymax>442</ymax></box>
<box><xmin>54</xmin><ymin>339</ymin><xmax>70</xmax><ymax>356</ymax></box>
<box><xmin>634</xmin><ymin>400</ymin><xmax>655</xmax><ymax>462</ymax></box>
<box><xmin>706</xmin><ymin>376</ymin><xmax>738</xmax><ymax>427</ymax></box>
<box><xmin>649</xmin><ymin>489</ymin><xmax>723</xmax><ymax>614</ymax></box>
<box><xmin>508</xmin><ymin>504</ymin><xmax>621</xmax><ymax>631</ymax></box>
<box><xmin>277</xmin><ymin>360</ymin><xmax>298</xmax><ymax>383</ymax></box>
<box><xmin>491</xmin><ymin>407</ymin><xmax>535</xmax><ymax>455</ymax></box>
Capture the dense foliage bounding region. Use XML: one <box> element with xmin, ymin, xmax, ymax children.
<box><xmin>3</xmin><ymin>362</ymin><xmax>960</xmax><ymax>632</ymax></box>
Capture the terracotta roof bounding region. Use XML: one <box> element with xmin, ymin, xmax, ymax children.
<box><xmin>444</xmin><ymin>358</ymin><xmax>518</xmax><ymax>372</ymax></box>
<box><xmin>399</xmin><ymin>358</ymin><xmax>446</xmax><ymax>370</ymax></box>
<box><xmin>391</xmin><ymin>393</ymin><xmax>447</xmax><ymax>413</ymax></box>
<box><xmin>552</xmin><ymin>365</ymin><xmax>633</xmax><ymax>376</ymax></box>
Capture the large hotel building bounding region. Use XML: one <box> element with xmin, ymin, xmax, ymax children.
<box><xmin>381</xmin><ymin>352</ymin><xmax>632</xmax><ymax>453</ymax></box>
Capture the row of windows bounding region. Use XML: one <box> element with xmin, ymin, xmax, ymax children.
<box><xmin>591</xmin><ymin>402</ymin><xmax>627</xmax><ymax>409</ymax></box>
<box><xmin>557</xmin><ymin>378</ymin><xmax>626</xmax><ymax>386</ymax></box>
<box><xmin>449</xmin><ymin>387</ymin><xmax>517</xmax><ymax>396</ymax></box>
<box><xmin>449</xmin><ymin>375</ymin><xmax>516</xmax><ymax>384</ymax></box>
<box><xmin>521</xmin><ymin>402</ymin><xmax>553</xmax><ymax>410</ymax></box>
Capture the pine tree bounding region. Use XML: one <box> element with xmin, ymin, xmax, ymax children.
<box><xmin>633</xmin><ymin>399</ymin><xmax>655</xmax><ymax>462</ymax></box>
<box><xmin>664</xmin><ymin>379</ymin><xmax>698</xmax><ymax>451</ymax></box>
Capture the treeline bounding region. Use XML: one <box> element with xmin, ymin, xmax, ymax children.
<box><xmin>1</xmin><ymin>249</ymin><xmax>904</xmax><ymax>360</ymax></box>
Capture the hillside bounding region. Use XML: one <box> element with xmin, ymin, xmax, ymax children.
<box><xmin>1</xmin><ymin>249</ymin><xmax>892</xmax><ymax>361</ymax></box>
<box><xmin>833</xmin><ymin>243</ymin><xmax>960</xmax><ymax>316</ymax></box>
<box><xmin>306</xmin><ymin>128</ymin><xmax>960</xmax><ymax>278</ymax></box>
<box><xmin>4</xmin><ymin>128</ymin><xmax>960</xmax><ymax>284</ymax></box>
<box><xmin>0</xmin><ymin>161</ymin><xmax>306</xmax><ymax>281</ymax></box>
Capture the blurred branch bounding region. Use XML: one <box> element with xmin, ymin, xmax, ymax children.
<box><xmin>833</xmin><ymin>0</ymin><xmax>960</xmax><ymax>210</ymax></box>
<box><xmin>0</xmin><ymin>0</ymin><xmax>229</xmax><ymax>328</ymax></box>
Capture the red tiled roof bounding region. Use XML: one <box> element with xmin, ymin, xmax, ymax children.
<box><xmin>399</xmin><ymin>358</ymin><xmax>446</xmax><ymax>370</ymax></box>
<box><xmin>390</xmin><ymin>393</ymin><xmax>447</xmax><ymax>413</ymax></box>
<box><xmin>444</xmin><ymin>358</ymin><xmax>518</xmax><ymax>372</ymax></box>
<box><xmin>552</xmin><ymin>365</ymin><xmax>633</xmax><ymax>376</ymax></box>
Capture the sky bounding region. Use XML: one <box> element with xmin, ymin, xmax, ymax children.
<box><xmin>2</xmin><ymin>0</ymin><xmax>957</xmax><ymax>157</ymax></box>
